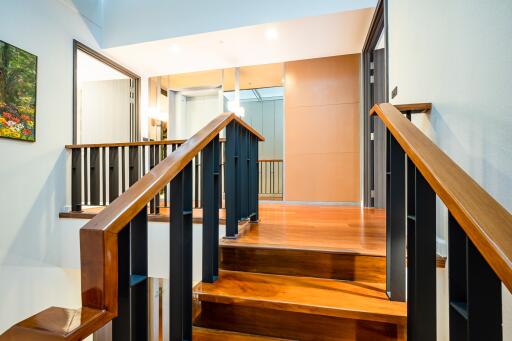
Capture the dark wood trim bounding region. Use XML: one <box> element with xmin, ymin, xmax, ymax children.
<box><xmin>395</xmin><ymin>103</ymin><xmax>432</xmax><ymax>114</ymax></box>
<box><xmin>362</xmin><ymin>0</ymin><xmax>388</xmax><ymax>207</ymax></box>
<box><xmin>65</xmin><ymin>139</ymin><xmax>188</xmax><ymax>149</ymax></box>
<box><xmin>72</xmin><ymin>40</ymin><xmax>141</xmax><ymax>144</ymax></box>
<box><xmin>371</xmin><ymin>103</ymin><xmax>512</xmax><ymax>291</ymax></box>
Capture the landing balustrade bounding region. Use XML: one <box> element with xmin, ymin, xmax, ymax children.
<box><xmin>66</xmin><ymin>137</ymin><xmax>276</xmax><ymax>216</ymax></box>
<box><xmin>373</xmin><ymin>103</ymin><xmax>512</xmax><ymax>341</ymax></box>
<box><xmin>1</xmin><ymin>113</ymin><xmax>264</xmax><ymax>340</ymax></box>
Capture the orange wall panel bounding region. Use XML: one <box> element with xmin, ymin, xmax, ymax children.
<box><xmin>284</xmin><ymin>54</ymin><xmax>360</xmax><ymax>202</ymax></box>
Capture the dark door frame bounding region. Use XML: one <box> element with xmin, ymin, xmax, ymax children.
<box><xmin>73</xmin><ymin>40</ymin><xmax>141</xmax><ymax>144</ymax></box>
<box><xmin>362</xmin><ymin>0</ymin><xmax>389</xmax><ymax>207</ymax></box>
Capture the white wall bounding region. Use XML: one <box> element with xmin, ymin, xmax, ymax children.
<box><xmin>101</xmin><ymin>0</ymin><xmax>376</xmax><ymax>48</ymax></box>
<box><xmin>388</xmin><ymin>0</ymin><xmax>512</xmax><ymax>339</ymax></box>
<box><xmin>79</xmin><ymin>79</ymin><xmax>131</xmax><ymax>143</ymax></box>
<box><xmin>0</xmin><ymin>0</ymin><xmax>101</xmax><ymax>333</ymax></box>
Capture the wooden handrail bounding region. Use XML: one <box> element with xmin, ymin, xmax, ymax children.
<box><xmin>1</xmin><ymin>112</ymin><xmax>263</xmax><ymax>340</ymax></box>
<box><xmin>64</xmin><ymin>137</ymin><xmax>243</xmax><ymax>150</ymax></box>
<box><xmin>258</xmin><ymin>159</ymin><xmax>283</xmax><ymax>162</ymax></box>
<box><xmin>65</xmin><ymin>139</ymin><xmax>188</xmax><ymax>149</ymax></box>
<box><xmin>371</xmin><ymin>103</ymin><xmax>512</xmax><ymax>291</ymax></box>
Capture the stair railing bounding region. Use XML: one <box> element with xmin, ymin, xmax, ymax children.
<box><xmin>372</xmin><ymin>103</ymin><xmax>512</xmax><ymax>340</ymax></box>
<box><xmin>1</xmin><ymin>112</ymin><xmax>264</xmax><ymax>340</ymax></box>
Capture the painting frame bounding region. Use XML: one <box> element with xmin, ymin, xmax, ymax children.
<box><xmin>0</xmin><ymin>40</ymin><xmax>38</xmax><ymax>142</ymax></box>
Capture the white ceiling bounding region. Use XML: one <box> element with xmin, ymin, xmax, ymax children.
<box><xmin>103</xmin><ymin>8</ymin><xmax>375</xmax><ymax>77</ymax></box>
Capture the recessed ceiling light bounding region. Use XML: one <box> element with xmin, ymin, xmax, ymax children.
<box><xmin>169</xmin><ymin>44</ymin><xmax>181</xmax><ymax>54</ymax></box>
<box><xmin>265</xmin><ymin>28</ymin><xmax>278</xmax><ymax>41</ymax></box>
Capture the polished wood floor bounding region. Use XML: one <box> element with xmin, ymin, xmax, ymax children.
<box><xmin>193</xmin><ymin>327</ymin><xmax>291</xmax><ymax>340</ymax></box>
<box><xmin>224</xmin><ymin>204</ymin><xmax>386</xmax><ymax>256</ymax></box>
<box><xmin>195</xmin><ymin>270</ymin><xmax>406</xmax><ymax>325</ymax></box>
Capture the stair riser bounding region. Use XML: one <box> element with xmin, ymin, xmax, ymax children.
<box><xmin>195</xmin><ymin>302</ymin><xmax>403</xmax><ymax>341</ymax></box>
<box><xmin>221</xmin><ymin>247</ymin><xmax>386</xmax><ymax>282</ymax></box>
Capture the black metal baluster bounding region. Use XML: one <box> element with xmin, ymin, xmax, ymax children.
<box><xmin>149</xmin><ymin>145</ymin><xmax>155</xmax><ymax>214</ymax></box>
<box><xmin>154</xmin><ymin>145</ymin><xmax>160</xmax><ymax>215</ymax></box>
<box><xmin>112</xmin><ymin>207</ymin><xmax>148</xmax><ymax>341</ymax></box>
<box><xmin>129</xmin><ymin>146</ymin><xmax>139</xmax><ymax>186</ymax></box>
<box><xmin>407</xmin><ymin>162</ymin><xmax>436</xmax><ymax>340</ymax></box>
<box><xmin>109</xmin><ymin>147</ymin><xmax>119</xmax><ymax>203</ymax></box>
<box><xmin>71</xmin><ymin>148</ymin><xmax>82</xmax><ymax>212</ymax></box>
<box><xmin>386</xmin><ymin>130</ymin><xmax>406</xmax><ymax>301</ymax></box>
<box><xmin>90</xmin><ymin>148</ymin><xmax>100</xmax><ymax>205</ymax></box>
<box><xmin>225</xmin><ymin>121</ymin><xmax>239</xmax><ymax>238</ymax></box>
<box><xmin>163</xmin><ymin>145</ymin><xmax>168</xmax><ymax>207</ymax></box>
<box><xmin>84</xmin><ymin>148</ymin><xmax>88</xmax><ymax>205</ymax></box>
<box><xmin>102</xmin><ymin>147</ymin><xmax>107</xmax><ymax>205</ymax></box>
<box><xmin>202</xmin><ymin>136</ymin><xmax>220</xmax><ymax>283</ymax></box>
<box><xmin>121</xmin><ymin>147</ymin><xmax>126</xmax><ymax>193</ymax></box>
<box><xmin>169</xmin><ymin>162</ymin><xmax>193</xmax><ymax>341</ymax></box>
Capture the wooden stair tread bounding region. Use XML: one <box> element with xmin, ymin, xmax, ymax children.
<box><xmin>194</xmin><ymin>270</ymin><xmax>406</xmax><ymax>325</ymax></box>
<box><xmin>193</xmin><ymin>327</ymin><xmax>293</xmax><ymax>340</ymax></box>
<box><xmin>220</xmin><ymin>240</ymin><xmax>385</xmax><ymax>256</ymax></box>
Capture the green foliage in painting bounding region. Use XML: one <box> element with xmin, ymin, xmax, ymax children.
<box><xmin>0</xmin><ymin>40</ymin><xmax>37</xmax><ymax>142</ymax></box>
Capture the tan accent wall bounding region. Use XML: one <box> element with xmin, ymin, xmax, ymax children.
<box><xmin>284</xmin><ymin>54</ymin><xmax>360</xmax><ymax>202</ymax></box>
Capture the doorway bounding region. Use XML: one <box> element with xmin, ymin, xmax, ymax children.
<box><xmin>73</xmin><ymin>41</ymin><xmax>140</xmax><ymax>144</ymax></box>
<box><xmin>362</xmin><ymin>0</ymin><xmax>388</xmax><ymax>208</ymax></box>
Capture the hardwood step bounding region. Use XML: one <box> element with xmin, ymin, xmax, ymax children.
<box><xmin>193</xmin><ymin>270</ymin><xmax>406</xmax><ymax>341</ymax></box>
<box><xmin>220</xmin><ymin>242</ymin><xmax>386</xmax><ymax>282</ymax></box>
<box><xmin>193</xmin><ymin>327</ymin><xmax>293</xmax><ymax>340</ymax></box>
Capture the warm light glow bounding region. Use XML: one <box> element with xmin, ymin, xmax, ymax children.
<box><xmin>147</xmin><ymin>107</ymin><xmax>168</xmax><ymax>122</ymax></box>
<box><xmin>265</xmin><ymin>28</ymin><xmax>279</xmax><ymax>41</ymax></box>
<box><xmin>169</xmin><ymin>44</ymin><xmax>181</xmax><ymax>54</ymax></box>
<box><xmin>227</xmin><ymin>100</ymin><xmax>245</xmax><ymax>117</ymax></box>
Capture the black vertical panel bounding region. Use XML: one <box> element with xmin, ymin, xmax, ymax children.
<box><xmin>386</xmin><ymin>133</ymin><xmax>406</xmax><ymax>301</ymax></box>
<box><xmin>113</xmin><ymin>224</ymin><xmax>130</xmax><ymax>341</ymax></box>
<box><xmin>130</xmin><ymin>208</ymin><xmax>148</xmax><ymax>341</ymax></box>
<box><xmin>89</xmin><ymin>148</ymin><xmax>100</xmax><ymax>205</ymax></box>
<box><xmin>202</xmin><ymin>137</ymin><xmax>220</xmax><ymax>283</ymax></box>
<box><xmin>219</xmin><ymin>141</ymin><xmax>224</xmax><ymax>208</ymax></box>
<box><xmin>84</xmin><ymin>148</ymin><xmax>89</xmax><ymax>205</ymax></box>
<box><xmin>169</xmin><ymin>163</ymin><xmax>193</xmax><ymax>341</ymax></box>
<box><xmin>71</xmin><ymin>148</ymin><xmax>82</xmax><ymax>212</ymax></box>
<box><xmin>225</xmin><ymin>121</ymin><xmax>239</xmax><ymax>238</ymax></box>
<box><xmin>101</xmin><ymin>148</ymin><xmax>106</xmax><ymax>205</ymax></box>
<box><xmin>250</xmin><ymin>135</ymin><xmax>259</xmax><ymax>222</ymax></box>
<box><xmin>448</xmin><ymin>213</ymin><xmax>468</xmax><ymax>341</ymax></box>
<box><xmin>450</xmin><ymin>212</ymin><xmax>504</xmax><ymax>341</ymax></box>
<box><xmin>407</xmin><ymin>165</ymin><xmax>436</xmax><ymax>341</ymax></box>
<box><xmin>109</xmin><ymin>147</ymin><xmax>119</xmax><ymax>203</ymax></box>
<box><xmin>129</xmin><ymin>146</ymin><xmax>139</xmax><ymax>186</ymax></box>
<box><xmin>195</xmin><ymin>155</ymin><xmax>200</xmax><ymax>208</ymax></box>
<box><xmin>239</xmin><ymin>129</ymin><xmax>249</xmax><ymax>218</ymax></box>
<box><xmin>467</xmin><ymin>239</ymin><xmax>502</xmax><ymax>341</ymax></box>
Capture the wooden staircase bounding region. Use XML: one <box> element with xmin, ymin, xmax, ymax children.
<box><xmin>191</xmin><ymin>206</ymin><xmax>407</xmax><ymax>341</ymax></box>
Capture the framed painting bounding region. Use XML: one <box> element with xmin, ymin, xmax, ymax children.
<box><xmin>0</xmin><ymin>40</ymin><xmax>37</xmax><ymax>142</ymax></box>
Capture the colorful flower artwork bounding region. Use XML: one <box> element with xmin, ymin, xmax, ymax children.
<box><xmin>0</xmin><ymin>40</ymin><xmax>37</xmax><ymax>142</ymax></box>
